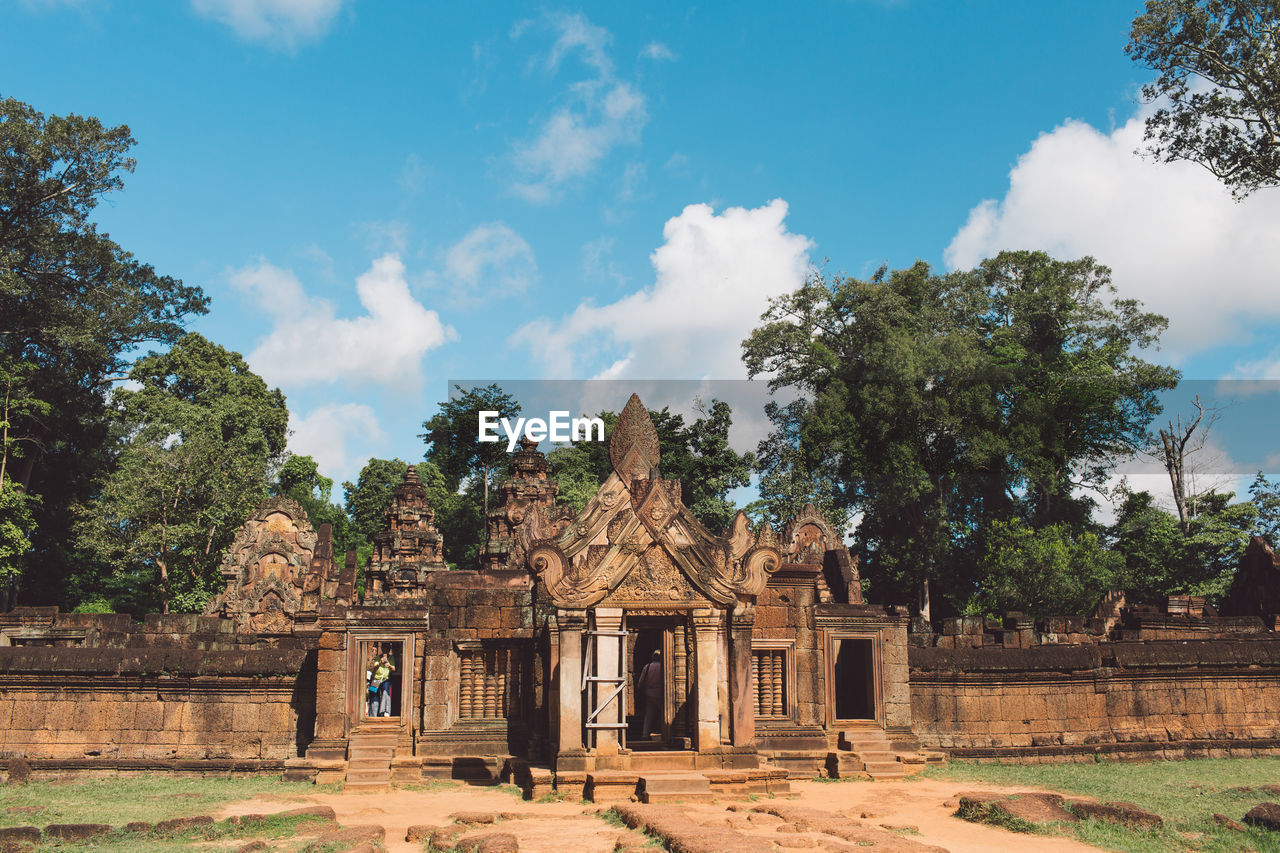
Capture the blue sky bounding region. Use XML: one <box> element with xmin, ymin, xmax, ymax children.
<box><xmin>6</xmin><ymin>0</ymin><xmax>1280</xmax><ymax>507</ymax></box>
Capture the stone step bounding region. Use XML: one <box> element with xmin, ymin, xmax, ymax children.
<box><xmin>638</xmin><ymin>773</ymin><xmax>715</xmax><ymax>804</ymax></box>
<box><xmin>349</xmin><ymin>746</ymin><xmax>396</xmax><ymax>759</ymax></box>
<box><xmin>626</xmin><ymin>751</ymin><xmax>696</xmax><ymax>771</ymax></box>
<box><xmin>639</xmin><ymin>773</ymin><xmax>711</xmax><ymax>795</ymax></box>
<box><xmin>345</xmin><ymin>770</ymin><xmax>392</xmax><ymax>784</ymax></box>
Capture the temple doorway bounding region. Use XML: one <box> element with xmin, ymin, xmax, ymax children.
<box><xmin>359</xmin><ymin>640</ymin><xmax>403</xmax><ymax>720</ymax></box>
<box><xmin>831</xmin><ymin>637</ymin><xmax>877</xmax><ymax>722</ymax></box>
<box><xmin>625</xmin><ymin>616</ymin><xmax>686</xmax><ymax>749</ymax></box>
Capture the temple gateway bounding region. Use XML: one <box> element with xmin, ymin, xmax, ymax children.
<box><xmin>4</xmin><ymin>392</ymin><xmax>1280</xmax><ymax>800</ymax></box>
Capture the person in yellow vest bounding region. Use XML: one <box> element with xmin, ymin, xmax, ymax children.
<box><xmin>372</xmin><ymin>651</ymin><xmax>395</xmax><ymax>717</ymax></box>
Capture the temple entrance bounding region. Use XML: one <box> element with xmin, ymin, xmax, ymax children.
<box><xmin>625</xmin><ymin>616</ymin><xmax>688</xmax><ymax>749</ymax></box>
<box><xmin>830</xmin><ymin>636</ymin><xmax>877</xmax><ymax>722</ymax></box>
<box><xmin>358</xmin><ymin>640</ymin><xmax>403</xmax><ymax>720</ymax></box>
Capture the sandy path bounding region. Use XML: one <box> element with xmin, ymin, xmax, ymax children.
<box><xmin>217</xmin><ymin>778</ymin><xmax>1107</xmax><ymax>853</ymax></box>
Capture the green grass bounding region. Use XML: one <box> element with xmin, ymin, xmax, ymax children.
<box><xmin>21</xmin><ymin>810</ymin><xmax>341</xmax><ymax>852</ymax></box>
<box><xmin>926</xmin><ymin>757</ymin><xmax>1280</xmax><ymax>852</ymax></box>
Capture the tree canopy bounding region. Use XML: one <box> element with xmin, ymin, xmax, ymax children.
<box><xmin>0</xmin><ymin>96</ymin><xmax>208</xmax><ymax>605</ymax></box>
<box><xmin>1127</xmin><ymin>0</ymin><xmax>1280</xmax><ymax>197</ymax></box>
<box><xmin>743</xmin><ymin>250</ymin><xmax>1178</xmax><ymax>612</ymax></box>
<box><xmin>73</xmin><ymin>333</ymin><xmax>287</xmax><ymax>614</ymax></box>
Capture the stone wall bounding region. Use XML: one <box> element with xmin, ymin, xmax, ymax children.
<box><xmin>0</xmin><ymin>645</ymin><xmax>312</xmax><ymax>770</ymax></box>
<box><xmin>911</xmin><ymin>640</ymin><xmax>1280</xmax><ymax>760</ymax></box>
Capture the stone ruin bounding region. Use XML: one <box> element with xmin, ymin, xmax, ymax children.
<box><xmin>1</xmin><ymin>393</ymin><xmax>1280</xmax><ymax>794</ymax></box>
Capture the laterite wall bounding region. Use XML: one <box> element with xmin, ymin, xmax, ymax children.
<box><xmin>910</xmin><ymin>641</ymin><xmax>1280</xmax><ymax>761</ymax></box>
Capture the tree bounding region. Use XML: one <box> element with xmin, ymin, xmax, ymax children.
<box><xmin>748</xmin><ymin>398</ymin><xmax>848</xmax><ymax>532</ymax></box>
<box><xmin>273</xmin><ymin>454</ymin><xmax>358</xmax><ymax>558</ymax></box>
<box><xmin>970</xmin><ymin>519</ymin><xmax>1125</xmax><ymax>618</ymax></box>
<box><xmin>1250</xmin><ymin>472</ymin><xmax>1280</xmax><ymax>544</ymax></box>
<box><xmin>420</xmin><ymin>384</ymin><xmax>520</xmax><ymax>547</ymax></box>
<box><xmin>742</xmin><ymin>251</ymin><xmax>1178</xmax><ymax>612</ymax></box>
<box><xmin>1152</xmin><ymin>395</ymin><xmax>1224</xmax><ymax>532</ymax></box>
<box><xmin>1111</xmin><ymin>487</ymin><xmax>1257</xmax><ymax>604</ymax></box>
<box><xmin>0</xmin><ymin>97</ymin><xmax>207</xmax><ymax>604</ymax></box>
<box><xmin>1127</xmin><ymin>0</ymin><xmax>1280</xmax><ymax>197</ymax></box>
<box><xmin>74</xmin><ymin>334</ymin><xmax>286</xmax><ymax>614</ymax></box>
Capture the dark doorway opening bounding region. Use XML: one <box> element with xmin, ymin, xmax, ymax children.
<box><xmin>629</xmin><ymin>627</ymin><xmax>663</xmax><ymax>745</ymax></box>
<box><xmin>832</xmin><ymin>638</ymin><xmax>876</xmax><ymax>721</ymax></box>
<box><xmin>360</xmin><ymin>640</ymin><xmax>403</xmax><ymax>719</ymax></box>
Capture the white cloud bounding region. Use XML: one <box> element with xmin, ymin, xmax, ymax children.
<box><xmin>230</xmin><ymin>253</ymin><xmax>455</xmax><ymax>387</ymax></box>
<box><xmin>944</xmin><ymin>109</ymin><xmax>1280</xmax><ymax>360</ymax></box>
<box><xmin>512</xmin><ymin>198</ymin><xmax>813</xmax><ymax>379</ymax></box>
<box><xmin>545</xmin><ymin>11</ymin><xmax>613</xmax><ymax>76</ymax></box>
<box><xmin>289</xmin><ymin>403</ymin><xmax>384</xmax><ymax>483</ymax></box>
<box><xmin>441</xmin><ymin>222</ymin><xmax>538</xmax><ymax>299</ymax></box>
<box><xmin>510</xmin><ymin>12</ymin><xmax>648</xmax><ymax>202</ymax></box>
<box><xmin>640</xmin><ymin>42</ymin><xmax>676</xmax><ymax>61</ymax></box>
<box><xmin>190</xmin><ymin>0</ymin><xmax>347</xmax><ymax>49</ymax></box>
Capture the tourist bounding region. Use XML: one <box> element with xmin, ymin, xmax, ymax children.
<box><xmin>373</xmin><ymin>651</ymin><xmax>395</xmax><ymax>717</ymax></box>
<box><xmin>366</xmin><ymin>654</ymin><xmax>380</xmax><ymax>717</ymax></box>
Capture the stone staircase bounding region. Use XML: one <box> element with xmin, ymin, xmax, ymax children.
<box><xmin>826</xmin><ymin>727</ymin><xmax>942</xmax><ymax>780</ymax></box>
<box><xmin>344</xmin><ymin>721</ymin><xmax>399</xmax><ymax>791</ymax></box>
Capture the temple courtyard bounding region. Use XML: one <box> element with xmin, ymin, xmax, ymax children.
<box><xmin>3</xmin><ymin>758</ymin><xmax>1280</xmax><ymax>852</ymax></box>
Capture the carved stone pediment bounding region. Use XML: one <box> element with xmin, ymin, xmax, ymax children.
<box><xmin>526</xmin><ymin>394</ymin><xmax>781</xmax><ymax>610</ymax></box>
<box><xmin>206</xmin><ymin>497</ymin><xmax>316</xmax><ymax>624</ymax></box>
<box><xmin>781</xmin><ymin>503</ymin><xmax>838</xmax><ymax>563</ymax></box>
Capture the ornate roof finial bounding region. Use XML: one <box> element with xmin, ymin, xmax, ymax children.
<box><xmin>403</xmin><ymin>466</ymin><xmax>420</xmax><ymax>484</ymax></box>
<box><xmin>609</xmin><ymin>393</ymin><xmax>660</xmax><ymax>483</ymax></box>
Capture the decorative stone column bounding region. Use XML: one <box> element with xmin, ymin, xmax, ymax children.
<box><xmin>692</xmin><ymin>609</ymin><xmax>722</xmax><ymax>750</ymax></box>
<box><xmin>557</xmin><ymin>609</ymin><xmax>586</xmax><ymax>753</ymax></box>
<box><xmin>730</xmin><ymin>605</ymin><xmax>755</xmax><ymax>747</ymax></box>
<box><xmin>593</xmin><ymin>607</ymin><xmax>624</xmax><ymax>755</ymax></box>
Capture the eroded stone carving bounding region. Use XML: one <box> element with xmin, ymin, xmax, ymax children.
<box><xmin>206</xmin><ymin>497</ymin><xmax>318</xmax><ymax>628</ymax></box>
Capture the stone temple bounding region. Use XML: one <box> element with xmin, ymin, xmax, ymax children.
<box><xmin>3</xmin><ymin>393</ymin><xmax>1280</xmax><ymax>800</ymax></box>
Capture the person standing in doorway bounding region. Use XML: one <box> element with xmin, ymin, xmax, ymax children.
<box><xmin>637</xmin><ymin>649</ymin><xmax>663</xmax><ymax>738</ymax></box>
<box><xmin>373</xmin><ymin>650</ymin><xmax>395</xmax><ymax>717</ymax></box>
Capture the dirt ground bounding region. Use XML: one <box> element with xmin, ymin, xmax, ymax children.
<box><xmin>217</xmin><ymin>778</ymin><xmax>1107</xmax><ymax>853</ymax></box>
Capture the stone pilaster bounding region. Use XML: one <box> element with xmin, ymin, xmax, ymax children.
<box><xmin>557</xmin><ymin>609</ymin><xmax>586</xmax><ymax>754</ymax></box>
<box><xmin>692</xmin><ymin>609</ymin><xmax>722</xmax><ymax>751</ymax></box>
<box><xmin>730</xmin><ymin>607</ymin><xmax>755</xmax><ymax>747</ymax></box>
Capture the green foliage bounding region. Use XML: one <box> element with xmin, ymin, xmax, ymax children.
<box><xmin>1111</xmin><ymin>489</ymin><xmax>1257</xmax><ymax>605</ymax></box>
<box><xmin>71</xmin><ymin>595</ymin><xmax>113</xmax><ymax>614</ymax></box>
<box><xmin>1127</xmin><ymin>0</ymin><xmax>1280</xmax><ymax>198</ymax></box>
<box><xmin>74</xmin><ymin>333</ymin><xmax>287</xmax><ymax>614</ymax></box>
<box><xmin>1250</xmin><ymin>472</ymin><xmax>1280</xmax><ymax>544</ymax></box>
<box><xmin>742</xmin><ymin>251</ymin><xmax>1177</xmax><ymax>612</ymax></box>
<box><xmin>969</xmin><ymin>519</ymin><xmax>1125</xmax><ymax>617</ymax></box>
<box><xmin>273</xmin><ymin>454</ymin><xmax>358</xmax><ymax>557</ymax></box>
<box><xmin>420</xmin><ymin>383</ymin><xmax>520</xmax><ymax>494</ymax></box>
<box><xmin>420</xmin><ymin>384</ymin><xmax>521</xmax><ymax>562</ymax></box>
<box><xmin>748</xmin><ymin>398</ymin><xmax>847</xmax><ymax>532</ymax></box>
<box><xmin>343</xmin><ymin>458</ymin><xmax>471</xmax><ymax>568</ymax></box>
<box><xmin>0</xmin><ymin>96</ymin><xmax>207</xmax><ymax>605</ymax></box>
<box><xmin>546</xmin><ymin>400</ymin><xmax>752</xmax><ymax>531</ymax></box>
<box><xmin>0</xmin><ymin>481</ymin><xmax>36</xmax><ymax>587</ymax></box>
